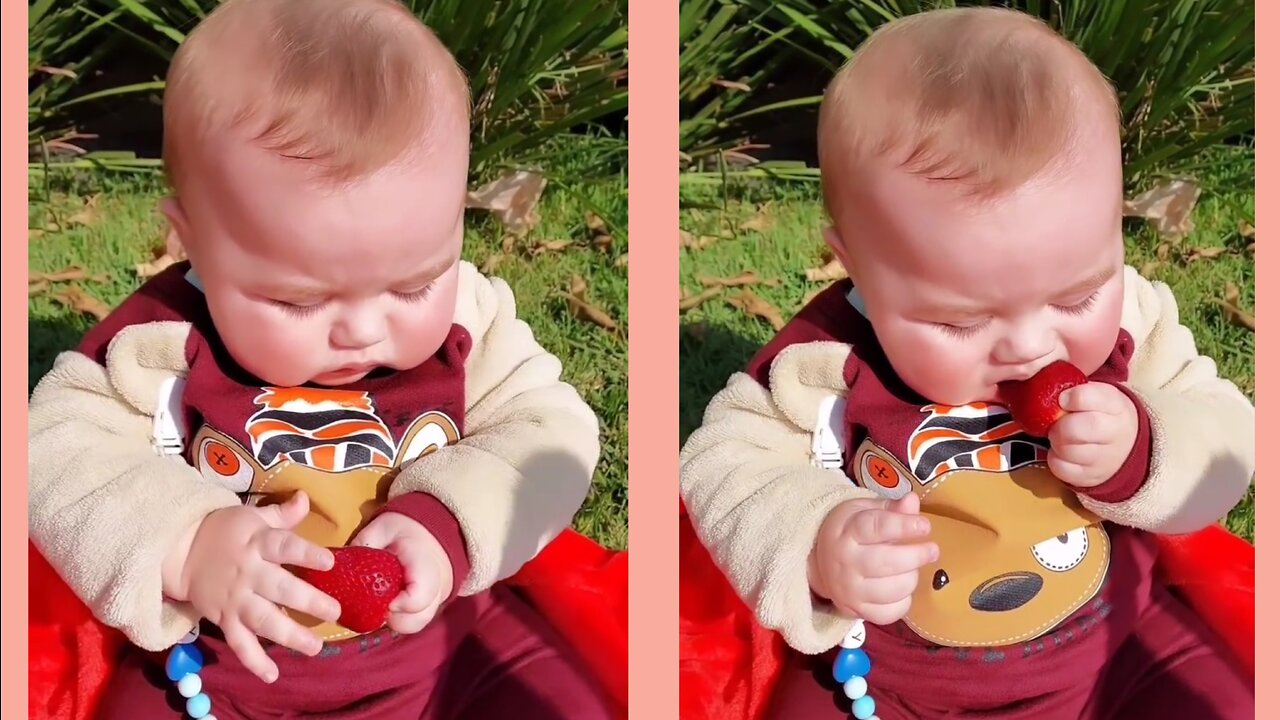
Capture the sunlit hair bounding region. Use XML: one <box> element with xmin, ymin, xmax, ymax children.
<box><xmin>818</xmin><ymin>7</ymin><xmax>1118</xmax><ymax>211</ymax></box>
<box><xmin>163</xmin><ymin>0</ymin><xmax>470</xmax><ymax>190</ymax></box>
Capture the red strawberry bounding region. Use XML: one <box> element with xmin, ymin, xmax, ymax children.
<box><xmin>997</xmin><ymin>360</ymin><xmax>1087</xmax><ymax>437</ymax></box>
<box><xmin>297</xmin><ymin>546</ymin><xmax>406</xmax><ymax>633</ymax></box>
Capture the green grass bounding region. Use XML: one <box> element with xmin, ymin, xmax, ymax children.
<box><xmin>679</xmin><ymin>149</ymin><xmax>1255</xmax><ymax>542</ymax></box>
<box><xmin>28</xmin><ymin>146</ymin><xmax>628</xmax><ymax>551</ymax></box>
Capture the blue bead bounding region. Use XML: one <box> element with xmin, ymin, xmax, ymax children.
<box><xmin>842</xmin><ymin>675</ymin><xmax>868</xmax><ymax>700</ymax></box>
<box><xmin>852</xmin><ymin>695</ymin><xmax>876</xmax><ymax>720</ymax></box>
<box><xmin>165</xmin><ymin>643</ymin><xmax>204</xmax><ymax>682</ymax></box>
<box><xmin>186</xmin><ymin>692</ymin><xmax>211</xmax><ymax>718</ymax></box>
<box><xmin>832</xmin><ymin>647</ymin><xmax>871</xmax><ymax>683</ymax></box>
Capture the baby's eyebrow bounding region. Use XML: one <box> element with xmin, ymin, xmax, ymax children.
<box><xmin>394</xmin><ymin>256</ymin><xmax>456</xmax><ymax>288</ymax></box>
<box><xmin>1055</xmin><ymin>266</ymin><xmax>1116</xmax><ymax>298</ymax></box>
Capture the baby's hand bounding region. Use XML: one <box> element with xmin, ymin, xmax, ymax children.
<box><xmin>1047</xmin><ymin>382</ymin><xmax>1139</xmax><ymax>488</ymax></box>
<box><xmin>162</xmin><ymin>491</ymin><xmax>340</xmax><ymax>683</ymax></box>
<box><xmin>810</xmin><ymin>494</ymin><xmax>938</xmax><ymax>626</ymax></box>
<box><xmin>351</xmin><ymin>512</ymin><xmax>452</xmax><ymax>634</ymax></box>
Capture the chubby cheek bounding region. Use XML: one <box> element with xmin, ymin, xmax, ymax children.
<box><xmin>385</xmin><ymin>274</ymin><xmax>460</xmax><ymax>369</ymax></box>
<box><xmin>876</xmin><ymin>321</ymin><xmax>990</xmax><ymax>404</ymax></box>
<box><xmin>208</xmin><ymin>295</ymin><xmax>327</xmax><ymax>386</ymax></box>
<box><xmin>1062</xmin><ymin>283</ymin><xmax>1125</xmax><ymax>374</ymax></box>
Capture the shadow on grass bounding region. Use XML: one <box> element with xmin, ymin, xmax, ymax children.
<box><xmin>29</xmin><ymin>315</ymin><xmax>93</xmax><ymax>394</ymax></box>
<box><xmin>679</xmin><ymin>320</ymin><xmax>762</xmax><ymax>446</ymax></box>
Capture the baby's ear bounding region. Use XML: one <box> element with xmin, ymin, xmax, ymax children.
<box><xmin>158</xmin><ymin>197</ymin><xmax>189</xmax><ymax>256</ymax></box>
<box><xmin>822</xmin><ymin>226</ymin><xmax>855</xmax><ymax>280</ymax></box>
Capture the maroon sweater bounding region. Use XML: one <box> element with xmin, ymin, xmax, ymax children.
<box><xmin>748</xmin><ymin>282</ymin><xmax>1161</xmax><ymax>708</ymax></box>
<box><xmin>76</xmin><ymin>262</ymin><xmax>472</xmax><ymax>623</ymax></box>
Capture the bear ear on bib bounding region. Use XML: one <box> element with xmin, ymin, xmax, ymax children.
<box><xmin>392</xmin><ymin>411</ymin><xmax>461</xmax><ymax>467</ymax></box>
<box><xmin>191</xmin><ymin>426</ymin><xmax>265</xmax><ymax>494</ymax></box>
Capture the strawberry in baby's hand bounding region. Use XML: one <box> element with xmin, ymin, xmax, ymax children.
<box><xmin>297</xmin><ymin>546</ymin><xmax>406</xmax><ymax>633</ymax></box>
<box><xmin>997</xmin><ymin>361</ymin><xmax>1087</xmax><ymax>437</ymax></box>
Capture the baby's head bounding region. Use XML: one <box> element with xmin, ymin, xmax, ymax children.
<box><xmin>818</xmin><ymin>8</ymin><xmax>1125</xmax><ymax>406</ymax></box>
<box><xmin>160</xmin><ymin>0</ymin><xmax>470</xmax><ymax>387</ymax></box>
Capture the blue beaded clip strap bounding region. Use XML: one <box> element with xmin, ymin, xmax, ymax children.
<box><xmin>166</xmin><ymin>625</ymin><xmax>217</xmax><ymax>719</ymax></box>
<box><xmin>832</xmin><ymin>619</ymin><xmax>879</xmax><ymax>720</ymax></box>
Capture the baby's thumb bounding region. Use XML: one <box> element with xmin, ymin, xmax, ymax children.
<box><xmin>890</xmin><ymin>493</ymin><xmax>921</xmax><ymax>515</ymax></box>
<box><xmin>259</xmin><ymin>491</ymin><xmax>311</xmax><ymax>529</ymax></box>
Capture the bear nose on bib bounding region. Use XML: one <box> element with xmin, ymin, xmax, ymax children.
<box><xmin>969</xmin><ymin>571</ymin><xmax>1044</xmax><ymax>612</ymax></box>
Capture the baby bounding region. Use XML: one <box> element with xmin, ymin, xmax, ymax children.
<box><xmin>28</xmin><ymin>1</ymin><xmax>608</xmax><ymax>718</ymax></box>
<box><xmin>680</xmin><ymin>8</ymin><xmax>1254</xmax><ymax>720</ymax></box>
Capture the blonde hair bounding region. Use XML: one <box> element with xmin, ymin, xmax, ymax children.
<box><xmin>817</xmin><ymin>7</ymin><xmax>1118</xmax><ymax>210</ymax></box>
<box><xmin>163</xmin><ymin>0</ymin><xmax>469</xmax><ymax>190</ymax></box>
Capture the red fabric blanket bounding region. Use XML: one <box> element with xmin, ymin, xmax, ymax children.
<box><xmin>678</xmin><ymin>502</ymin><xmax>1254</xmax><ymax>720</ymax></box>
<box><xmin>28</xmin><ymin>532</ymin><xmax>628</xmax><ymax>720</ymax></box>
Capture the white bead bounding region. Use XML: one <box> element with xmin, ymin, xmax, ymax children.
<box><xmin>840</xmin><ymin>620</ymin><xmax>866</xmax><ymax>649</ymax></box>
<box><xmin>842</xmin><ymin>675</ymin><xmax>868</xmax><ymax>700</ymax></box>
<box><xmin>177</xmin><ymin>673</ymin><xmax>202</xmax><ymax>698</ymax></box>
<box><xmin>179</xmin><ymin>626</ymin><xmax>200</xmax><ymax>644</ymax></box>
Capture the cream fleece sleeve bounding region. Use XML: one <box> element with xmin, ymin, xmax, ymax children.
<box><xmin>28</xmin><ymin>322</ymin><xmax>241</xmax><ymax>651</ymax></box>
<box><xmin>388</xmin><ymin>262</ymin><xmax>601</xmax><ymax>595</ymax></box>
<box><xmin>1080</xmin><ymin>265</ymin><xmax>1255</xmax><ymax>533</ymax></box>
<box><xmin>679</xmin><ymin>342</ymin><xmax>876</xmax><ymax>654</ymax></box>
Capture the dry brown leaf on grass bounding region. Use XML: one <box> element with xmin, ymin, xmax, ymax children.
<box><xmin>586</xmin><ymin>212</ymin><xmax>608</xmax><ymax>234</ymax></box>
<box><xmin>1185</xmin><ymin>246</ymin><xmax>1229</xmax><ymax>262</ymax></box>
<box><xmin>1238</xmin><ymin>221</ymin><xmax>1255</xmax><ymax>239</ymax></box>
<box><xmin>66</xmin><ymin>194</ymin><xmax>102</xmax><ymax>227</ymax></box>
<box><xmin>136</xmin><ymin>229</ymin><xmax>189</xmax><ymax>279</ymax></box>
<box><xmin>480</xmin><ymin>253</ymin><xmax>506</xmax><ymax>274</ymax></box>
<box><xmin>1139</xmin><ymin>261</ymin><xmax>1165</xmax><ymax>279</ymax></box>
<box><xmin>1122</xmin><ymin>179</ymin><xmax>1200</xmax><ymax>241</ymax></box>
<box><xmin>680</xmin><ymin>286</ymin><xmax>724</xmax><ymax>311</ymax></box>
<box><xmin>465</xmin><ymin>170</ymin><xmax>547</xmax><ymax>235</ymax></box>
<box><xmin>1218</xmin><ymin>283</ymin><xmax>1255</xmax><ymax>332</ymax></box>
<box><xmin>712</xmin><ymin>79</ymin><xmax>752</xmax><ymax>92</ymax></box>
<box><xmin>559</xmin><ymin>275</ymin><xmax>618</xmax><ymax>332</ymax></box>
<box><xmin>614</xmin><ymin>252</ymin><xmax>628</xmax><ymax>269</ymax></box>
<box><xmin>30</xmin><ymin>267</ymin><xmax>91</xmax><ymax>284</ymax></box>
<box><xmin>805</xmin><ymin>258</ymin><xmax>847</xmax><ymax>282</ymax></box>
<box><xmin>738</xmin><ymin>206</ymin><xmax>773</xmax><ymax>234</ymax></box>
<box><xmin>727</xmin><ymin>289</ymin><xmax>786</xmax><ymax>331</ymax></box>
<box><xmin>29</xmin><ymin>281</ymin><xmax>50</xmax><ymax>296</ymax></box>
<box><xmin>51</xmin><ymin>287</ymin><xmax>111</xmax><ymax>321</ymax></box>
<box><xmin>698</xmin><ymin>271</ymin><xmax>778</xmax><ymax>288</ymax></box>
<box><xmin>1156</xmin><ymin>242</ymin><xmax>1173</xmax><ymax>262</ymax></box>
<box><xmin>680</xmin><ymin>229</ymin><xmax>720</xmax><ymax>251</ymax></box>
<box><xmin>529</xmin><ymin>239</ymin><xmax>574</xmax><ymax>256</ymax></box>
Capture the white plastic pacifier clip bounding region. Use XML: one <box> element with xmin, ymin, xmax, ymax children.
<box><xmin>152</xmin><ymin>376</ymin><xmax>188</xmax><ymax>457</ymax></box>
<box><xmin>811</xmin><ymin>395</ymin><xmax>848</xmax><ymax>471</ymax></box>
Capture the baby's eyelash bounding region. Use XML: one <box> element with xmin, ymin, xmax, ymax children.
<box><xmin>394</xmin><ymin>280</ymin><xmax>437</xmax><ymax>302</ymax></box>
<box><xmin>270</xmin><ymin>299</ymin><xmax>326</xmax><ymax>318</ymax></box>
<box><xmin>1054</xmin><ymin>291</ymin><xmax>1100</xmax><ymax>316</ymax></box>
<box><xmin>934</xmin><ymin>319</ymin><xmax>989</xmax><ymax>339</ymax></box>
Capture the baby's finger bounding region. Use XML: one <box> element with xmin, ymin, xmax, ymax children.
<box><xmin>889</xmin><ymin>492</ymin><xmax>921</xmax><ymax>516</ymax></box>
<box><xmin>260</xmin><ymin>567</ymin><xmax>341</xmax><ymax>623</ymax></box>
<box><xmin>855</xmin><ymin>572</ymin><xmax>920</xmax><ymax>605</ymax></box>
<box><xmin>1059</xmin><ymin>383</ymin><xmax>1126</xmax><ymax>415</ymax></box>
<box><xmin>1047</xmin><ymin>452</ymin><xmax>1091</xmax><ymax>487</ymax></box>
<box><xmin>1047</xmin><ymin>412</ymin><xmax>1111</xmax><ymax>447</ymax></box>
<box><xmin>855</xmin><ymin>597</ymin><xmax>913</xmax><ymax>626</ymax></box>
<box><xmin>255</xmin><ymin>491</ymin><xmax>311</xmax><ymax>529</ymax></box>
<box><xmin>385</xmin><ymin>539</ymin><xmax>445</xmax><ymax>614</ymax></box>
<box><xmin>242</xmin><ymin>595</ymin><xmax>323</xmax><ymax>658</ymax></box>
<box><xmin>1046</xmin><ymin>439</ymin><xmax>1101</xmax><ymax>469</ymax></box>
<box><xmin>847</xmin><ymin>508</ymin><xmax>931</xmax><ymax>546</ymax></box>
<box><xmin>222</xmin><ymin>617</ymin><xmax>279</xmax><ymax>684</ymax></box>
<box><xmin>856</xmin><ymin>541</ymin><xmax>939</xmax><ymax>578</ymax></box>
<box><xmin>261</xmin><ymin>529</ymin><xmax>333</xmax><ymax>572</ymax></box>
<box><xmin>387</xmin><ymin>605</ymin><xmax>438</xmax><ymax>635</ymax></box>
